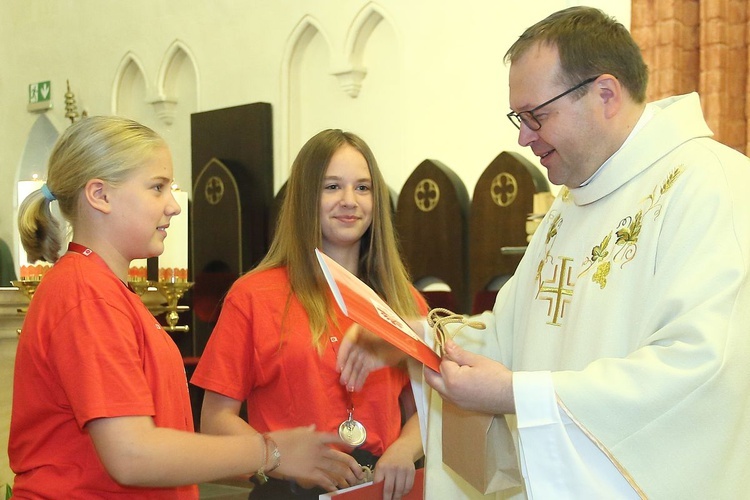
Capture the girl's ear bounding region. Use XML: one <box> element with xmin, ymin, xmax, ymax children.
<box><xmin>83</xmin><ymin>179</ymin><xmax>112</xmax><ymax>214</ymax></box>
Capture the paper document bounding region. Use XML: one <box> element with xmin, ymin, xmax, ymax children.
<box><xmin>315</xmin><ymin>248</ymin><xmax>441</xmax><ymax>372</ymax></box>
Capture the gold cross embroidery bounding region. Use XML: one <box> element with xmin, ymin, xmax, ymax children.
<box><xmin>537</xmin><ymin>257</ymin><xmax>575</xmax><ymax>326</ymax></box>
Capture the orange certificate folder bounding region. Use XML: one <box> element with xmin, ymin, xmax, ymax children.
<box><xmin>319</xmin><ymin>467</ymin><xmax>425</xmax><ymax>499</ymax></box>
<box><xmin>315</xmin><ymin>249</ymin><xmax>441</xmax><ymax>372</ymax></box>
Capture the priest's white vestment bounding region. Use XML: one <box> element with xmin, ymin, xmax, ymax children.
<box><xmin>422</xmin><ymin>93</ymin><xmax>750</xmax><ymax>499</ymax></box>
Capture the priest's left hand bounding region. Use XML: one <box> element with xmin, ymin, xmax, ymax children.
<box><xmin>424</xmin><ymin>339</ymin><xmax>515</xmax><ymax>415</ymax></box>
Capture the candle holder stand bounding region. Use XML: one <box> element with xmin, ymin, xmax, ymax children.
<box><xmin>152</xmin><ymin>280</ymin><xmax>194</xmax><ymax>333</ymax></box>
<box><xmin>11</xmin><ymin>280</ymin><xmax>42</xmax><ymax>313</ymax></box>
<box><xmin>128</xmin><ymin>279</ymin><xmax>152</xmax><ymax>297</ymax></box>
<box><xmin>128</xmin><ymin>278</ymin><xmax>193</xmax><ymax>333</ymax></box>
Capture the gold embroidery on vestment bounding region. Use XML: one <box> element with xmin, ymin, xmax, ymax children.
<box><xmin>578</xmin><ymin>167</ymin><xmax>684</xmax><ymax>288</ymax></box>
<box><xmin>537</xmin><ymin>256</ymin><xmax>575</xmax><ymax>326</ymax></box>
<box><xmin>592</xmin><ymin>261</ymin><xmax>610</xmax><ymax>289</ymax></box>
<box><xmin>590</xmin><ymin>232</ymin><xmax>612</xmax><ymax>263</ymax></box>
<box><xmin>533</xmin><ymin>167</ymin><xmax>684</xmax><ymax>324</ymax></box>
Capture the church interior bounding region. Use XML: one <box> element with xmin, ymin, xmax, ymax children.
<box><xmin>2</xmin><ymin>0</ymin><xmax>747</xmax><ymax>496</ymax></box>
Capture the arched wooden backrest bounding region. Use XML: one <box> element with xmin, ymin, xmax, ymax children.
<box><xmin>396</xmin><ymin>159</ymin><xmax>470</xmax><ymax>313</ymax></box>
<box><xmin>469</xmin><ymin>151</ymin><xmax>549</xmax><ymax>313</ymax></box>
<box><xmin>190</xmin><ymin>103</ymin><xmax>273</xmax><ymax>356</ymax></box>
<box><xmin>191</xmin><ymin>158</ymin><xmax>246</xmax><ymax>354</ymax></box>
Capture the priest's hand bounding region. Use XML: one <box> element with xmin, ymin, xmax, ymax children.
<box><xmin>337</xmin><ymin>323</ymin><xmax>407</xmax><ymax>392</ymax></box>
<box><xmin>424</xmin><ymin>339</ymin><xmax>515</xmax><ymax>415</ymax></box>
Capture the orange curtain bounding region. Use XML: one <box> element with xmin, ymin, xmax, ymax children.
<box><xmin>631</xmin><ymin>0</ymin><xmax>749</xmax><ymax>154</ymax></box>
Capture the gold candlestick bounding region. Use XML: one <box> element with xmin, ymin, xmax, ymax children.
<box><xmin>152</xmin><ymin>280</ymin><xmax>193</xmax><ymax>332</ymax></box>
<box><xmin>12</xmin><ymin>279</ymin><xmax>41</xmax><ymax>302</ymax></box>
<box><xmin>128</xmin><ymin>279</ymin><xmax>153</xmax><ymax>297</ymax></box>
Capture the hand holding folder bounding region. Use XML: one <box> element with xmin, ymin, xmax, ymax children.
<box><xmin>315</xmin><ymin>249</ymin><xmax>441</xmax><ymax>372</ymax></box>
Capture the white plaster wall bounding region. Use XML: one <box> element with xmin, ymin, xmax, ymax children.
<box><xmin>0</xmin><ymin>0</ymin><xmax>629</xmax><ymax>267</ymax></box>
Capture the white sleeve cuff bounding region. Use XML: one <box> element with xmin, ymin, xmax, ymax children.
<box><xmin>512</xmin><ymin>371</ymin><xmax>639</xmax><ymax>499</ymax></box>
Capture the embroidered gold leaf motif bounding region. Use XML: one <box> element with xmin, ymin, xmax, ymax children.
<box><xmin>546</xmin><ymin>213</ymin><xmax>562</xmax><ymax>244</ymax></box>
<box><xmin>578</xmin><ymin>166</ymin><xmax>685</xmax><ymax>288</ymax></box>
<box><xmin>615</xmin><ymin>210</ymin><xmax>642</xmax><ymax>245</ymax></box>
<box><xmin>590</xmin><ymin>232</ymin><xmax>612</xmax><ymax>262</ymax></box>
<box><xmin>660</xmin><ymin>168</ymin><xmax>682</xmax><ymax>194</ymax></box>
<box><xmin>536</xmin><ymin>259</ymin><xmax>545</xmax><ymax>282</ymax></box>
<box><xmin>535</xmin><ymin>211</ymin><xmax>562</xmax><ymax>286</ymax></box>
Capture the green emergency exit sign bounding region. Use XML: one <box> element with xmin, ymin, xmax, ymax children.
<box><xmin>28</xmin><ymin>80</ymin><xmax>52</xmax><ymax>112</ymax></box>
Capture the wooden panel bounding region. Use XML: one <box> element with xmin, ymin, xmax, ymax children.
<box><xmin>469</xmin><ymin>151</ymin><xmax>549</xmax><ymax>311</ymax></box>
<box><xmin>395</xmin><ymin>160</ymin><xmax>470</xmax><ymax>313</ymax></box>
<box><xmin>190</xmin><ymin>103</ymin><xmax>273</xmax><ymax>356</ymax></box>
<box><xmin>191</xmin><ymin>158</ymin><xmax>244</xmax><ymax>357</ymax></box>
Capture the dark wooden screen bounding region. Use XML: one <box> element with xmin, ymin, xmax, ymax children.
<box><xmin>190</xmin><ymin>103</ymin><xmax>273</xmax><ymax>356</ymax></box>
<box><xmin>395</xmin><ymin>159</ymin><xmax>470</xmax><ymax>313</ymax></box>
<box><xmin>469</xmin><ymin>151</ymin><xmax>549</xmax><ymax>314</ymax></box>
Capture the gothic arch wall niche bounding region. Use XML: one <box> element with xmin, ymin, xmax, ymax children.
<box><xmin>337</xmin><ymin>3</ymin><xmax>402</xmax><ymax>186</ymax></box>
<box><xmin>15</xmin><ymin>115</ymin><xmax>58</xmax><ymax>185</ymax></box>
<box><xmin>278</xmin><ymin>7</ymin><xmax>403</xmax><ymax>194</ymax></box>
<box><xmin>13</xmin><ymin>115</ymin><xmax>60</xmax><ymax>270</ymax></box>
<box><xmin>334</xmin><ymin>3</ymin><xmax>388</xmax><ymax>97</ymax></box>
<box><xmin>156</xmin><ymin>40</ymin><xmax>200</xmax><ymax>192</ymax></box>
<box><xmin>155</xmin><ymin>40</ymin><xmax>200</xmax><ymax>125</ymax></box>
<box><xmin>112</xmin><ymin>52</ymin><xmax>155</xmax><ymax>130</ymax></box>
<box><xmin>279</xmin><ymin>16</ymin><xmax>332</xmax><ymax>189</ymax></box>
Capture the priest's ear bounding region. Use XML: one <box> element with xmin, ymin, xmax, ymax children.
<box><xmin>82</xmin><ymin>179</ymin><xmax>112</xmax><ymax>214</ymax></box>
<box><xmin>593</xmin><ymin>74</ymin><xmax>623</xmax><ymax>120</ymax></box>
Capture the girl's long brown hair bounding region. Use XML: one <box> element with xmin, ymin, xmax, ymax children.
<box><xmin>255</xmin><ymin>129</ymin><xmax>420</xmax><ymax>351</ymax></box>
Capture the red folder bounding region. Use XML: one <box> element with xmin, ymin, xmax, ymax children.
<box><xmin>315</xmin><ymin>249</ymin><xmax>441</xmax><ymax>372</ymax></box>
<box><xmin>318</xmin><ymin>467</ymin><xmax>425</xmax><ymax>499</ymax></box>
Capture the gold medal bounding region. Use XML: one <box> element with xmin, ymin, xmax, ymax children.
<box><xmin>338</xmin><ymin>413</ymin><xmax>367</xmax><ymax>447</ymax></box>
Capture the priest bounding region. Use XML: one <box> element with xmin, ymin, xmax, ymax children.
<box><xmin>340</xmin><ymin>6</ymin><xmax>750</xmax><ymax>499</ymax></box>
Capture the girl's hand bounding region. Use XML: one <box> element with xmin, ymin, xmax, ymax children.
<box><xmin>269</xmin><ymin>426</ymin><xmax>364</xmax><ymax>491</ymax></box>
<box><xmin>337</xmin><ymin>324</ymin><xmax>406</xmax><ymax>391</ymax></box>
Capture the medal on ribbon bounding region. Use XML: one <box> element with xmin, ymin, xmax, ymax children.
<box><xmin>329</xmin><ymin>334</ymin><xmax>367</xmax><ymax>447</ymax></box>
<box><xmin>339</xmin><ymin>401</ymin><xmax>366</xmax><ymax>446</ymax></box>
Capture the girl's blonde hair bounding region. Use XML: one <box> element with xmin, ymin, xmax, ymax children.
<box><xmin>257</xmin><ymin>129</ymin><xmax>420</xmax><ymax>351</ymax></box>
<box><xmin>18</xmin><ymin>116</ymin><xmax>165</xmax><ymax>263</ymax></box>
